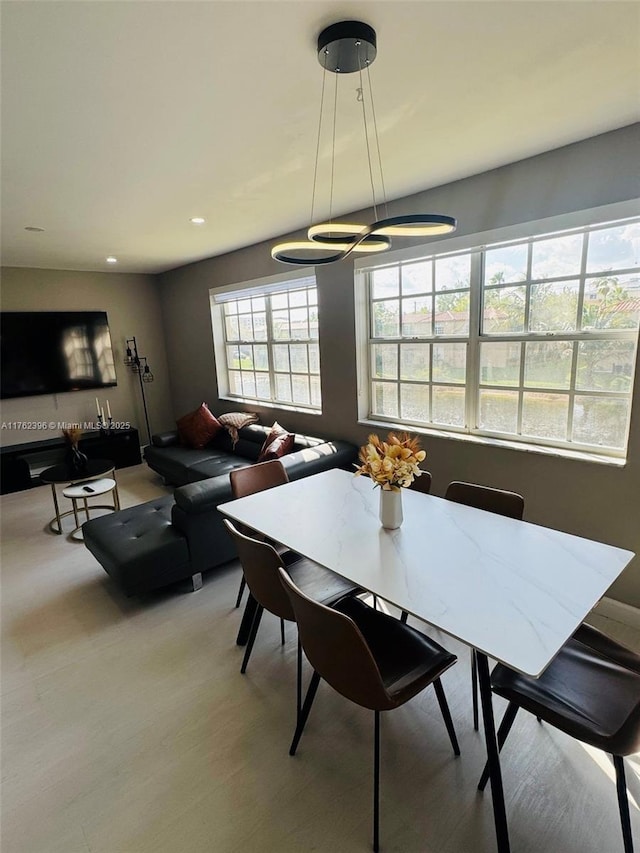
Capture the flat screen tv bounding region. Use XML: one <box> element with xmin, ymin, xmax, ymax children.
<box><xmin>1</xmin><ymin>311</ymin><xmax>118</xmax><ymax>399</ymax></box>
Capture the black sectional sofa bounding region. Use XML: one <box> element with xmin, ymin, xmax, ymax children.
<box><xmin>83</xmin><ymin>423</ymin><xmax>357</xmax><ymax>597</ymax></box>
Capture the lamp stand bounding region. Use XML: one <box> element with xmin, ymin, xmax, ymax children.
<box><xmin>124</xmin><ymin>336</ymin><xmax>154</xmax><ymax>445</ymax></box>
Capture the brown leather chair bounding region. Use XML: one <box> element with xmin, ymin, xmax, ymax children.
<box><xmin>279</xmin><ymin>567</ymin><xmax>460</xmax><ymax>853</ymax></box>
<box><xmin>478</xmin><ymin>623</ymin><xmax>640</xmax><ymax>853</ymax></box>
<box><xmin>223</xmin><ymin>520</ymin><xmax>359</xmax><ymax>717</ymax></box>
<box><xmin>230</xmin><ymin>459</ymin><xmax>292</xmax><ymax>611</ymax></box>
<box><xmin>443</xmin><ymin>481</ymin><xmax>524</xmax><ymax>731</ymax></box>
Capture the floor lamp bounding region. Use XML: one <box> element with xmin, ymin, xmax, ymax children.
<box><xmin>124</xmin><ymin>337</ymin><xmax>154</xmax><ymax>445</ymax></box>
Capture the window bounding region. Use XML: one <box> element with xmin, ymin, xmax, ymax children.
<box><xmin>360</xmin><ymin>217</ymin><xmax>640</xmax><ymax>459</ymax></box>
<box><xmin>212</xmin><ymin>273</ymin><xmax>321</xmax><ymax>410</ymax></box>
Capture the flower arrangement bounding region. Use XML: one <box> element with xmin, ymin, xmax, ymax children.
<box><xmin>62</xmin><ymin>426</ymin><xmax>83</xmax><ymax>448</ymax></box>
<box><xmin>354</xmin><ymin>432</ymin><xmax>426</xmax><ymax>491</ymax></box>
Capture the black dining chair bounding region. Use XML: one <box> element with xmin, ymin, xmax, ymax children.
<box><xmin>223</xmin><ymin>520</ymin><xmax>360</xmax><ymax>718</ymax></box>
<box><xmin>478</xmin><ymin>622</ymin><xmax>640</xmax><ymax>853</ymax></box>
<box><xmin>279</xmin><ymin>566</ymin><xmax>460</xmax><ymax>853</ymax></box>
<box><xmin>442</xmin><ymin>481</ymin><xmax>524</xmax><ymax>732</ymax></box>
<box><xmin>408</xmin><ymin>468</ymin><xmax>433</xmax><ymax>495</ymax></box>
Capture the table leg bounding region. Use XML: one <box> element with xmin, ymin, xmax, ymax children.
<box><xmin>50</xmin><ymin>484</ymin><xmax>62</xmax><ymax>534</ymax></box>
<box><xmin>113</xmin><ymin>480</ymin><xmax>121</xmax><ymax>510</ymax></box>
<box><xmin>476</xmin><ymin>652</ymin><xmax>511</xmax><ymax>853</ymax></box>
<box><xmin>71</xmin><ymin>498</ymin><xmax>79</xmax><ymax>529</ymax></box>
<box><xmin>236</xmin><ymin>592</ymin><xmax>258</xmax><ymax>646</ymax></box>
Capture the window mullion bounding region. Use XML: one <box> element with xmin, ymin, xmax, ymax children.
<box><xmin>467</xmin><ymin>251</ymin><xmax>482</xmax><ymax>432</ymax></box>
<box><xmin>265</xmin><ymin>295</ymin><xmax>277</xmax><ymax>403</ymax></box>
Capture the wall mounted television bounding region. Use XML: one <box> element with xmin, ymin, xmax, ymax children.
<box><xmin>1</xmin><ymin>311</ymin><xmax>118</xmax><ymax>399</ymax></box>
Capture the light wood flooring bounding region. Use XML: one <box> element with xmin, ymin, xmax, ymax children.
<box><xmin>2</xmin><ymin>464</ymin><xmax>639</xmax><ymax>853</ymax></box>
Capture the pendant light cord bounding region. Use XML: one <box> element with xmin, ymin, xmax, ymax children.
<box><xmin>328</xmin><ymin>70</ymin><xmax>338</xmax><ymax>233</ymax></box>
<box><xmin>366</xmin><ymin>60</ymin><xmax>389</xmax><ymax>219</ymax></box>
<box><xmin>309</xmin><ymin>65</ymin><xmax>327</xmax><ymax>229</ymax></box>
<box><xmin>357</xmin><ymin>46</ymin><xmax>378</xmax><ymax>221</ymax></box>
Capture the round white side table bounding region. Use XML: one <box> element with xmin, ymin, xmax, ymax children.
<box><xmin>62</xmin><ymin>477</ymin><xmax>120</xmax><ymax>539</ymax></box>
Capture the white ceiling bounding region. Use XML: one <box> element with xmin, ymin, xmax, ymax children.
<box><xmin>1</xmin><ymin>1</ymin><xmax>639</xmax><ymax>275</ymax></box>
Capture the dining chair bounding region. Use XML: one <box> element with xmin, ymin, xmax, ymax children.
<box><xmin>279</xmin><ymin>567</ymin><xmax>460</xmax><ymax>853</ymax></box>
<box><xmin>230</xmin><ymin>459</ymin><xmax>292</xmax><ymax>613</ymax></box>
<box><xmin>477</xmin><ymin>622</ymin><xmax>640</xmax><ymax>853</ymax></box>
<box><xmin>223</xmin><ymin>519</ymin><xmax>359</xmax><ymax>718</ymax></box>
<box><xmin>441</xmin><ymin>481</ymin><xmax>524</xmax><ymax>732</ymax></box>
<box><xmin>408</xmin><ymin>468</ymin><xmax>432</xmax><ymax>494</ymax></box>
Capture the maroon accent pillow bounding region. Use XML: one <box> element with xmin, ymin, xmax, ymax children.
<box><xmin>176</xmin><ymin>403</ymin><xmax>221</xmax><ymax>449</ymax></box>
<box><xmin>258</xmin><ymin>421</ymin><xmax>288</xmax><ymax>459</ymax></box>
<box><xmin>258</xmin><ymin>431</ymin><xmax>295</xmax><ymax>462</ymax></box>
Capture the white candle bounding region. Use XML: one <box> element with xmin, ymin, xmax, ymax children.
<box><xmin>106</xmin><ymin>400</ymin><xmax>111</xmax><ymax>418</ymax></box>
<box><xmin>101</xmin><ymin>407</ymin><xmax>105</xmax><ymax>423</ymax></box>
<box><xmin>96</xmin><ymin>397</ymin><xmax>100</xmax><ymax>416</ymax></box>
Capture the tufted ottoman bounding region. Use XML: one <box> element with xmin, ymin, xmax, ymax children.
<box><xmin>83</xmin><ymin>496</ymin><xmax>197</xmax><ymax>596</ymax></box>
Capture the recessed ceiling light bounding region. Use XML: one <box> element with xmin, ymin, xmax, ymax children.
<box><xmin>189</xmin><ymin>217</ymin><xmax>206</xmax><ymax>225</ymax></box>
<box><xmin>106</xmin><ymin>256</ymin><xmax>118</xmax><ymax>264</ymax></box>
<box><xmin>24</xmin><ymin>226</ymin><xmax>45</xmax><ymax>232</ymax></box>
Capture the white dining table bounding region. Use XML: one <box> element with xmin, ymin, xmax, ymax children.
<box><xmin>218</xmin><ymin>468</ymin><xmax>635</xmax><ymax>853</ymax></box>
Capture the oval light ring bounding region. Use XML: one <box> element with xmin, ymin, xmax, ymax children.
<box><xmin>372</xmin><ymin>214</ymin><xmax>457</xmax><ymax>237</ymax></box>
<box><xmin>308</xmin><ymin>222</ymin><xmax>390</xmax><ymax>251</ymax></box>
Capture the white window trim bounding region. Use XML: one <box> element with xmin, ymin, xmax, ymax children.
<box><xmin>356</xmin><ymin>204</ymin><xmax>640</xmax><ymax>464</ymax></box>
<box><xmin>210</xmin><ymin>267</ymin><xmax>322</xmax><ymax>412</ymax></box>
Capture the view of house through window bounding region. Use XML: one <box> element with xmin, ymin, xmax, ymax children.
<box><xmin>361</xmin><ymin>217</ymin><xmax>640</xmax><ymax>458</ymax></box>
<box><xmin>212</xmin><ymin>274</ymin><xmax>321</xmax><ymax>410</ymax></box>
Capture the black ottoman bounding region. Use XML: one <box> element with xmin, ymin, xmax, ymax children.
<box><xmin>83</xmin><ymin>496</ymin><xmax>196</xmax><ymax>596</ymax></box>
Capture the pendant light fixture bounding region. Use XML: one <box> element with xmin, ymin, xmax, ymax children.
<box><xmin>272</xmin><ymin>21</ymin><xmax>457</xmax><ymax>266</ymax></box>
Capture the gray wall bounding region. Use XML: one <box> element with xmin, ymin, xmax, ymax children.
<box><xmin>156</xmin><ymin>124</ymin><xmax>639</xmax><ymax>607</ymax></box>
<box><xmin>0</xmin><ymin>268</ymin><xmax>173</xmax><ymax>447</ymax></box>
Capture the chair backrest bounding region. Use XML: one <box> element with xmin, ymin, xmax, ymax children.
<box><xmin>229</xmin><ymin>459</ymin><xmax>289</xmax><ymax>539</ymax></box>
<box><xmin>408</xmin><ymin>469</ymin><xmax>432</xmax><ymax>494</ymax></box>
<box><xmin>445</xmin><ymin>481</ymin><xmax>524</xmax><ymax>520</ymax></box>
<box><xmin>223</xmin><ymin>519</ymin><xmax>294</xmax><ymax>620</ymax></box>
<box><xmin>230</xmin><ymin>458</ymin><xmax>289</xmax><ymax>498</ymax></box>
<box><xmin>277</xmin><ymin>567</ymin><xmax>392</xmax><ymax>711</ymax></box>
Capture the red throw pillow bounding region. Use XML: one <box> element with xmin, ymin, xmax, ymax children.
<box><xmin>258</xmin><ymin>421</ymin><xmax>288</xmax><ymax>458</ymax></box>
<box><xmin>176</xmin><ymin>403</ymin><xmax>221</xmax><ymax>449</ymax></box>
<box><xmin>258</xmin><ymin>430</ymin><xmax>295</xmax><ymax>462</ymax></box>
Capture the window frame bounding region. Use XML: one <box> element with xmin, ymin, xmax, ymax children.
<box><xmin>356</xmin><ymin>213</ymin><xmax>640</xmax><ymax>461</ymax></box>
<box><xmin>211</xmin><ymin>269</ymin><xmax>322</xmax><ymax>413</ymax></box>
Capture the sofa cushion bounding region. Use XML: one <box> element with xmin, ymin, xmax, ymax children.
<box><xmin>184</xmin><ymin>455</ymin><xmax>251</xmax><ymax>483</ymax></box>
<box><xmin>83</xmin><ymin>496</ymin><xmax>190</xmax><ymax>596</ymax></box>
<box><xmin>177</xmin><ymin>403</ymin><xmax>221</xmax><ymax>449</ymax></box>
<box><xmin>258</xmin><ymin>430</ymin><xmax>295</xmax><ymax>461</ymax></box>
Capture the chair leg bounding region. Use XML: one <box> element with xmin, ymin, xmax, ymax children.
<box><xmin>400</xmin><ymin>610</ymin><xmax>408</xmax><ymax>624</ymax></box>
<box><xmin>289</xmin><ymin>670</ymin><xmax>321</xmax><ymax>756</ymax></box>
<box><xmin>433</xmin><ymin>678</ymin><xmax>460</xmax><ymax>756</ymax></box>
<box><xmin>296</xmin><ymin>635</ymin><xmax>302</xmax><ymax>721</ymax></box>
<box><xmin>281</xmin><ymin>618</ymin><xmax>286</xmax><ymax>646</ymax></box>
<box><xmin>478</xmin><ymin>701</ymin><xmax>520</xmax><ymax>791</ymax></box>
<box><xmin>240</xmin><ymin>605</ymin><xmax>264</xmax><ymax>674</ymax></box>
<box><xmin>235</xmin><ymin>575</ymin><xmax>246</xmax><ymax>608</ymax></box>
<box><xmin>373</xmin><ymin>710</ymin><xmax>380</xmax><ymax>853</ymax></box>
<box><xmin>471</xmin><ymin>648</ymin><xmax>479</xmax><ymax>731</ymax></box>
<box><xmin>372</xmin><ymin>594</ymin><xmax>378</xmax><ymax>611</ymax></box>
<box><xmin>613</xmin><ymin>755</ymin><xmax>634</xmax><ymax>853</ymax></box>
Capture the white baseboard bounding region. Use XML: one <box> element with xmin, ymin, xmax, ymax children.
<box><xmin>592</xmin><ymin>596</ymin><xmax>640</xmax><ymax>630</ymax></box>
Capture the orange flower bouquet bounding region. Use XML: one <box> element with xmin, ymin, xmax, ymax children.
<box><xmin>354</xmin><ymin>432</ymin><xmax>426</xmax><ymax>492</ymax></box>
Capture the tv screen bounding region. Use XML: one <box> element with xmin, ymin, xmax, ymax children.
<box><xmin>1</xmin><ymin>311</ymin><xmax>117</xmax><ymax>399</ymax></box>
